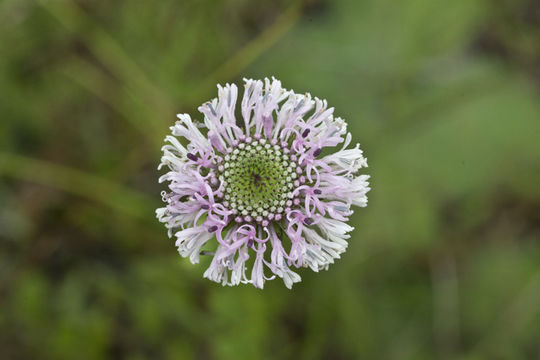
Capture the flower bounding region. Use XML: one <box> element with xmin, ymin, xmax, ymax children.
<box><xmin>157</xmin><ymin>78</ymin><xmax>370</xmax><ymax>289</ymax></box>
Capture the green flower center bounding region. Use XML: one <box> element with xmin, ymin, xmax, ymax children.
<box><xmin>219</xmin><ymin>140</ymin><xmax>297</xmax><ymax>219</ymax></box>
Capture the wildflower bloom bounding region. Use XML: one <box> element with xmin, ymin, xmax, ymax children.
<box><xmin>157</xmin><ymin>78</ymin><xmax>369</xmax><ymax>289</ymax></box>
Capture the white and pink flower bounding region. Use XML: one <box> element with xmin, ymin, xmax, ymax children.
<box><xmin>157</xmin><ymin>78</ymin><xmax>370</xmax><ymax>289</ymax></box>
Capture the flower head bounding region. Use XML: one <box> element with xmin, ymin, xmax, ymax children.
<box><xmin>157</xmin><ymin>78</ymin><xmax>370</xmax><ymax>289</ymax></box>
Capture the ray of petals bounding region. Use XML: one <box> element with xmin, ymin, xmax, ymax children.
<box><xmin>157</xmin><ymin>78</ymin><xmax>370</xmax><ymax>289</ymax></box>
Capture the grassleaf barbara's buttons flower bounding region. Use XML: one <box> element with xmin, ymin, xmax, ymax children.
<box><xmin>157</xmin><ymin>78</ymin><xmax>370</xmax><ymax>289</ymax></box>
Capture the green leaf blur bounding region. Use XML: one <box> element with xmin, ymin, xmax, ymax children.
<box><xmin>1</xmin><ymin>0</ymin><xmax>539</xmax><ymax>359</ymax></box>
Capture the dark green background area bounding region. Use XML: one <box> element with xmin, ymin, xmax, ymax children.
<box><xmin>1</xmin><ymin>0</ymin><xmax>540</xmax><ymax>359</ymax></box>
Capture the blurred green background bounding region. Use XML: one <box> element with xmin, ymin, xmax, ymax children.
<box><xmin>1</xmin><ymin>0</ymin><xmax>540</xmax><ymax>359</ymax></box>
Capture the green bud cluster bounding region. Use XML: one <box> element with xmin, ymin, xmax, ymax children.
<box><xmin>217</xmin><ymin>139</ymin><xmax>297</xmax><ymax>219</ymax></box>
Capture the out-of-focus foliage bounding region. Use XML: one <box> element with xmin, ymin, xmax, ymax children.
<box><xmin>1</xmin><ymin>0</ymin><xmax>540</xmax><ymax>359</ymax></box>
